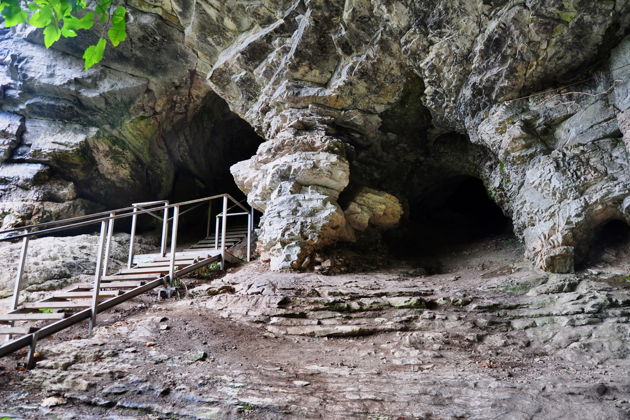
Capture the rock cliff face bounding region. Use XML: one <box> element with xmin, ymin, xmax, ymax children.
<box><xmin>1</xmin><ymin>0</ymin><xmax>630</xmax><ymax>272</ymax></box>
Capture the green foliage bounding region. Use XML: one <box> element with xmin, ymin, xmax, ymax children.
<box><xmin>38</xmin><ymin>308</ymin><xmax>54</xmax><ymax>313</ymax></box>
<box><xmin>0</xmin><ymin>0</ymin><xmax>127</xmax><ymax>69</ymax></box>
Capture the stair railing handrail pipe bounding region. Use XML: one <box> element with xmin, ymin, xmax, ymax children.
<box><xmin>0</xmin><ymin>194</ymin><xmax>247</xmax><ymax>243</ymax></box>
<box><xmin>6</xmin><ymin>194</ymin><xmax>250</xmax><ymax>316</ymax></box>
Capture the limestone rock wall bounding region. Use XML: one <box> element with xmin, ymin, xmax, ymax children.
<box><xmin>1</xmin><ymin>0</ymin><xmax>629</xmax><ymax>272</ymax></box>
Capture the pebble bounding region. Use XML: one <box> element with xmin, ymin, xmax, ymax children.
<box><xmin>41</xmin><ymin>396</ymin><xmax>66</xmax><ymax>407</ymax></box>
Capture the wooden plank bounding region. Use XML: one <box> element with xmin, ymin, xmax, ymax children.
<box><xmin>137</xmin><ymin>260</ymin><xmax>194</xmax><ymax>268</ymax></box>
<box><xmin>98</xmin><ymin>281</ymin><xmax>146</xmax><ymax>289</ymax></box>
<box><xmin>53</xmin><ymin>291</ymin><xmax>120</xmax><ymax>299</ymax></box>
<box><xmin>102</xmin><ymin>274</ymin><xmax>161</xmax><ymax>281</ymax></box>
<box><xmin>22</xmin><ymin>301</ymin><xmax>92</xmax><ymax>309</ymax></box>
<box><xmin>0</xmin><ymin>326</ymin><xmax>37</xmax><ymax>335</ymax></box>
<box><xmin>0</xmin><ymin>313</ymin><xmax>68</xmax><ymax>321</ymax></box>
<box><xmin>117</xmin><ymin>267</ymin><xmax>171</xmax><ymax>275</ymax></box>
<box><xmin>148</xmin><ymin>251</ymin><xmax>218</xmax><ymax>261</ymax></box>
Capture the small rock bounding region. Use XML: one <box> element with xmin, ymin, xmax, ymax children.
<box><xmin>103</xmin><ymin>384</ymin><xmax>129</xmax><ymax>395</ymax></box>
<box><xmin>145</xmin><ymin>342</ymin><xmax>156</xmax><ymax>347</ymax></box>
<box><xmin>41</xmin><ymin>396</ymin><xmax>66</xmax><ymax>407</ymax></box>
<box><xmin>159</xmin><ymin>324</ymin><xmax>170</xmax><ymax>331</ymax></box>
<box><xmin>91</xmin><ymin>397</ymin><xmax>115</xmax><ymax>407</ymax></box>
<box><xmin>187</xmin><ymin>351</ymin><xmax>207</xmax><ymax>363</ymax></box>
<box><xmin>293</xmin><ymin>380</ymin><xmax>310</xmax><ymax>387</ymax></box>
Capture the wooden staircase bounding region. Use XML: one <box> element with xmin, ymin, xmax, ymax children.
<box><xmin>0</xmin><ymin>194</ymin><xmax>253</xmax><ymax>367</ymax></box>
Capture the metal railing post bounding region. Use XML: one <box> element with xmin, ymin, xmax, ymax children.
<box><xmin>160</xmin><ymin>204</ymin><xmax>169</xmax><ymax>257</ymax></box>
<box><xmin>127</xmin><ymin>205</ymin><xmax>138</xmax><ymax>268</ymax></box>
<box><xmin>215</xmin><ymin>215</ymin><xmax>220</xmax><ymax>249</ymax></box>
<box><xmin>101</xmin><ymin>212</ymin><xmax>115</xmax><ymax>276</ymax></box>
<box><xmin>220</xmin><ymin>196</ymin><xmax>228</xmax><ymax>270</ymax></box>
<box><xmin>169</xmin><ymin>206</ymin><xmax>180</xmax><ymax>286</ymax></box>
<box><xmin>89</xmin><ymin>221</ymin><xmax>108</xmax><ymax>335</ymax></box>
<box><xmin>11</xmin><ymin>233</ymin><xmax>29</xmax><ymax>311</ymax></box>
<box><xmin>206</xmin><ymin>202</ymin><xmax>212</xmax><ymax>239</ymax></box>
<box><xmin>247</xmin><ymin>207</ymin><xmax>253</xmax><ymax>262</ymax></box>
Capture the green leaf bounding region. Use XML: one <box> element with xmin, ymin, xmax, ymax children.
<box><xmin>82</xmin><ymin>37</ymin><xmax>106</xmax><ymax>70</ymax></box>
<box><xmin>29</xmin><ymin>5</ymin><xmax>52</xmax><ymax>28</ymax></box>
<box><xmin>107</xmin><ymin>6</ymin><xmax>125</xmax><ymax>46</ymax></box>
<box><xmin>1</xmin><ymin>1</ymin><xmax>28</xmax><ymax>27</ymax></box>
<box><xmin>95</xmin><ymin>0</ymin><xmax>111</xmax><ymax>21</ymax></box>
<box><xmin>71</xmin><ymin>11</ymin><xmax>93</xmax><ymax>29</ymax></box>
<box><xmin>60</xmin><ymin>25</ymin><xmax>76</xmax><ymax>37</ymax></box>
<box><xmin>43</xmin><ymin>23</ymin><xmax>61</xmax><ymax>48</ymax></box>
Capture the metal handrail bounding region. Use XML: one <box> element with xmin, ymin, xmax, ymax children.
<box><xmin>5</xmin><ymin>193</ymin><xmax>254</xmax><ymax>343</ymax></box>
<box><xmin>0</xmin><ymin>205</ymin><xmax>139</xmax><ymax>236</ymax></box>
<box><xmin>0</xmin><ymin>194</ymin><xmax>247</xmax><ymax>242</ymax></box>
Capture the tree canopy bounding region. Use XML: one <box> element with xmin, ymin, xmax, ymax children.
<box><xmin>0</xmin><ymin>0</ymin><xmax>127</xmax><ymax>69</ymax></box>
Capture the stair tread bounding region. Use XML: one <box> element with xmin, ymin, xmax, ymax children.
<box><xmin>118</xmin><ymin>267</ymin><xmax>171</xmax><ymax>275</ymax></box>
<box><xmin>53</xmin><ymin>291</ymin><xmax>121</xmax><ymax>299</ymax></box>
<box><xmin>0</xmin><ymin>326</ymin><xmax>38</xmax><ymax>335</ymax></box>
<box><xmin>102</xmin><ymin>274</ymin><xmax>161</xmax><ymax>281</ymax></box>
<box><xmin>0</xmin><ymin>313</ymin><xmax>68</xmax><ymax>321</ymax></box>
<box><xmin>22</xmin><ymin>302</ymin><xmax>92</xmax><ymax>309</ymax></box>
<box><xmin>136</xmin><ymin>261</ymin><xmax>192</xmax><ymax>268</ymax></box>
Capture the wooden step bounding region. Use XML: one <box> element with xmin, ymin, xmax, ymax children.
<box><xmin>117</xmin><ymin>267</ymin><xmax>172</xmax><ymax>275</ymax></box>
<box><xmin>72</xmin><ymin>281</ymin><xmax>146</xmax><ymax>290</ymax></box>
<box><xmin>136</xmin><ymin>260</ymin><xmax>194</xmax><ymax>268</ymax></box>
<box><xmin>0</xmin><ymin>313</ymin><xmax>68</xmax><ymax>321</ymax></box>
<box><xmin>22</xmin><ymin>301</ymin><xmax>92</xmax><ymax>310</ymax></box>
<box><xmin>153</xmin><ymin>252</ymin><xmax>210</xmax><ymax>263</ymax></box>
<box><xmin>99</xmin><ymin>281</ymin><xmax>146</xmax><ymax>289</ymax></box>
<box><xmin>0</xmin><ymin>326</ymin><xmax>38</xmax><ymax>335</ymax></box>
<box><xmin>52</xmin><ymin>291</ymin><xmax>121</xmax><ymax>299</ymax></box>
<box><xmin>102</xmin><ymin>274</ymin><xmax>161</xmax><ymax>281</ymax></box>
<box><xmin>192</xmin><ymin>245</ymin><xmax>237</xmax><ymax>249</ymax></box>
<box><xmin>204</xmin><ymin>235</ymin><xmax>247</xmax><ymax>240</ymax></box>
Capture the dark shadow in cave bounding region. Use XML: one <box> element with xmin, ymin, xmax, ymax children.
<box><xmin>391</xmin><ymin>176</ymin><xmax>513</xmax><ymax>260</ymax></box>
<box><xmin>128</xmin><ymin>92</ymin><xmax>264</xmax><ymax>241</ymax></box>
<box><xmin>576</xmin><ymin>219</ymin><xmax>630</xmax><ymax>270</ymax></box>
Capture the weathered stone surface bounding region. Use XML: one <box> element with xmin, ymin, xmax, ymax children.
<box><xmin>344</xmin><ymin>187</ymin><xmax>403</xmax><ymax>232</ymax></box>
<box><xmin>472</xmin><ymin>65</ymin><xmax>630</xmax><ymax>272</ymax></box>
<box><xmin>0</xmin><ymin>233</ymin><xmax>156</xmax><ymax>297</ymax></box>
<box><xmin>0</xmin><ymin>20</ymin><xmax>262</xmax><ymax>228</ymax></box>
<box><xmin>1</xmin><ymin>0</ymin><xmax>630</xmax><ymax>270</ymax></box>
<box><xmin>5</xmin><ymin>235</ymin><xmax>630</xmax><ymax>419</ymax></box>
<box><xmin>258</xmin><ymin>193</ymin><xmax>353</xmax><ymax>270</ymax></box>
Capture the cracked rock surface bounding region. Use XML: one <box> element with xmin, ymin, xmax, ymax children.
<box><xmin>1</xmin><ymin>1</ymin><xmax>630</xmax><ymax>269</ymax></box>
<box><xmin>1</xmin><ymin>234</ymin><xmax>629</xmax><ymax>418</ymax></box>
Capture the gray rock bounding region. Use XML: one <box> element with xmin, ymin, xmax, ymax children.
<box><xmin>1</xmin><ymin>0</ymin><xmax>630</xmax><ymax>271</ymax></box>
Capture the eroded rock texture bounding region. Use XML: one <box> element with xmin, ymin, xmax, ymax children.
<box><xmin>2</xmin><ymin>0</ymin><xmax>630</xmax><ymax>271</ymax></box>
<box><xmin>0</xmin><ymin>21</ymin><xmax>262</xmax><ymax>228</ymax></box>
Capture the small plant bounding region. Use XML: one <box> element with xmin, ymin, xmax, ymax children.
<box><xmin>38</xmin><ymin>308</ymin><xmax>54</xmax><ymax>313</ymax></box>
<box><xmin>236</xmin><ymin>401</ymin><xmax>254</xmax><ymax>411</ymax></box>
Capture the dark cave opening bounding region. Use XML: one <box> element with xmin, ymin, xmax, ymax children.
<box><xmin>577</xmin><ymin>219</ymin><xmax>630</xmax><ymax>270</ymax></box>
<box><xmin>123</xmin><ymin>92</ymin><xmax>263</xmax><ymax>241</ymax></box>
<box><xmin>391</xmin><ymin>176</ymin><xmax>513</xmax><ymax>259</ymax></box>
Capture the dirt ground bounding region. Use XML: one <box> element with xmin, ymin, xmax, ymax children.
<box><xmin>1</xmin><ymin>233</ymin><xmax>630</xmax><ymax>419</ymax></box>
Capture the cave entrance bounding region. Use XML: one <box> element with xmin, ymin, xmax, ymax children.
<box><xmin>135</xmin><ymin>92</ymin><xmax>264</xmax><ymax>243</ymax></box>
<box><xmin>577</xmin><ymin>219</ymin><xmax>630</xmax><ymax>270</ymax></box>
<box><xmin>393</xmin><ymin>176</ymin><xmax>513</xmax><ymax>258</ymax></box>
